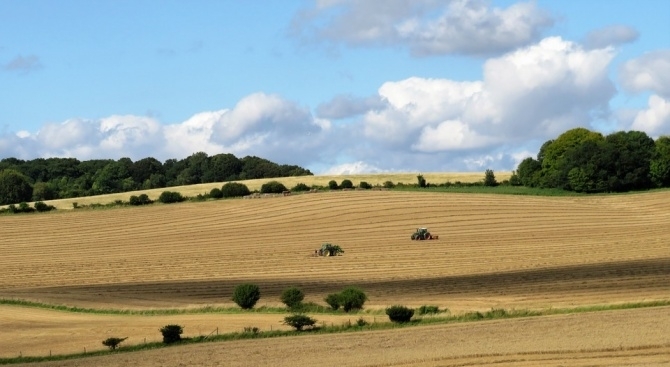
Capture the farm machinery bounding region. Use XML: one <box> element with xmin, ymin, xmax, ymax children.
<box><xmin>316</xmin><ymin>243</ymin><xmax>344</xmax><ymax>257</ymax></box>
<box><xmin>411</xmin><ymin>227</ymin><xmax>438</xmax><ymax>240</ymax></box>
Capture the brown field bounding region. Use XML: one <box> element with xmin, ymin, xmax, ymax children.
<box><xmin>1</xmin><ymin>188</ymin><xmax>669</xmax><ymax>365</ymax></box>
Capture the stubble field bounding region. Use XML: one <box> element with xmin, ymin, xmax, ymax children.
<box><xmin>1</xmin><ymin>187</ymin><xmax>669</xmax><ymax>365</ymax></box>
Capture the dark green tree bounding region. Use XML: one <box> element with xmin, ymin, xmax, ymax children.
<box><xmin>0</xmin><ymin>169</ymin><xmax>33</xmax><ymax>205</ymax></box>
<box><xmin>221</xmin><ymin>182</ymin><xmax>251</xmax><ymax>197</ymax></box>
<box><xmin>159</xmin><ymin>324</ymin><xmax>183</xmax><ymax>344</ymax></box>
<box><xmin>232</xmin><ymin>283</ymin><xmax>261</xmax><ymax>309</ymax></box>
<box><xmin>280</xmin><ymin>287</ymin><xmax>305</xmax><ymax>310</ymax></box>
<box><xmin>483</xmin><ymin>169</ymin><xmax>498</xmax><ymax>187</ymax></box>
<box><xmin>339</xmin><ymin>287</ymin><xmax>367</xmax><ymax>312</ymax></box>
<box><xmin>651</xmin><ymin>136</ymin><xmax>670</xmax><ymax>187</ymax></box>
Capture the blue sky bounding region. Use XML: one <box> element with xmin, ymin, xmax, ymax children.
<box><xmin>1</xmin><ymin>0</ymin><xmax>669</xmax><ymax>174</ymax></box>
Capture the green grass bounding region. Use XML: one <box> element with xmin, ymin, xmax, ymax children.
<box><xmin>1</xmin><ymin>300</ymin><xmax>668</xmax><ymax>364</ymax></box>
<box><xmin>0</xmin><ymin>298</ymin><xmax>384</xmax><ymax>316</ymax></box>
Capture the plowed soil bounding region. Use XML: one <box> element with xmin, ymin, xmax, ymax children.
<box><xmin>1</xmin><ymin>189</ymin><xmax>669</xmax><ymax>364</ymax></box>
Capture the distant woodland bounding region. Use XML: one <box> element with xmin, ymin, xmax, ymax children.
<box><xmin>0</xmin><ymin>152</ymin><xmax>312</xmax><ymax>205</ymax></box>
<box><xmin>510</xmin><ymin>128</ymin><xmax>670</xmax><ymax>193</ymax></box>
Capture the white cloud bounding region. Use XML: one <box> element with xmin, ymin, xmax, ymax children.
<box><xmin>619</xmin><ymin>49</ymin><xmax>670</xmax><ymax>98</ymax></box>
<box><xmin>631</xmin><ymin>95</ymin><xmax>670</xmax><ymax>136</ymax></box>
<box><xmin>584</xmin><ymin>25</ymin><xmax>639</xmax><ymax>49</ymax></box>
<box><xmin>291</xmin><ymin>0</ymin><xmax>553</xmax><ymax>56</ymax></box>
<box><xmin>323</xmin><ymin>161</ymin><xmax>386</xmax><ymax>175</ymax></box>
<box><xmin>360</xmin><ymin>37</ymin><xmax>615</xmax><ymax>154</ymax></box>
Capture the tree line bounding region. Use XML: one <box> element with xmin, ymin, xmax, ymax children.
<box><xmin>0</xmin><ymin>152</ymin><xmax>312</xmax><ymax>205</ymax></box>
<box><xmin>511</xmin><ymin>128</ymin><xmax>670</xmax><ymax>193</ymax></box>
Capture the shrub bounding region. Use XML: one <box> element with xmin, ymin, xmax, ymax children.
<box><xmin>283</xmin><ymin>314</ymin><xmax>317</xmax><ymax>331</ymax></box>
<box><xmin>359</xmin><ymin>181</ymin><xmax>372</xmax><ymax>189</ymax></box>
<box><xmin>34</xmin><ymin>201</ymin><xmax>56</xmax><ymax>212</ymax></box>
<box><xmin>221</xmin><ymin>182</ymin><xmax>251</xmax><ymax>198</ymax></box>
<box><xmin>417</xmin><ymin>174</ymin><xmax>427</xmax><ymax>188</ymax></box>
<box><xmin>280</xmin><ymin>287</ymin><xmax>305</xmax><ymax>310</ymax></box>
<box><xmin>339</xmin><ymin>287</ymin><xmax>367</xmax><ymax>312</ymax></box>
<box><xmin>102</xmin><ymin>337</ymin><xmax>127</xmax><ymax>350</ymax></box>
<box><xmin>129</xmin><ymin>194</ymin><xmax>153</xmax><ymax>206</ymax></box>
<box><xmin>209</xmin><ymin>188</ymin><xmax>223</xmax><ymax>199</ymax></box>
<box><xmin>291</xmin><ymin>183</ymin><xmax>310</xmax><ymax>192</ymax></box>
<box><xmin>417</xmin><ymin>305</ymin><xmax>442</xmax><ymax>315</ymax></box>
<box><xmin>328</xmin><ymin>180</ymin><xmax>338</xmax><ymax>190</ymax></box>
<box><xmin>356</xmin><ymin>317</ymin><xmax>368</xmax><ymax>326</ymax></box>
<box><xmin>158</xmin><ymin>191</ymin><xmax>185</xmax><ymax>204</ymax></box>
<box><xmin>386</xmin><ymin>305</ymin><xmax>414</xmax><ymax>323</ymax></box>
<box><xmin>243</xmin><ymin>326</ymin><xmax>260</xmax><ymax>334</ymax></box>
<box><xmin>324</xmin><ymin>293</ymin><xmax>341</xmax><ymax>311</ymax></box>
<box><xmin>484</xmin><ymin>169</ymin><xmax>498</xmax><ymax>187</ymax></box>
<box><xmin>232</xmin><ymin>283</ymin><xmax>261</xmax><ymax>309</ymax></box>
<box><xmin>383</xmin><ymin>180</ymin><xmax>395</xmax><ymax>189</ymax></box>
<box><xmin>260</xmin><ymin>180</ymin><xmax>287</xmax><ymax>194</ymax></box>
<box><xmin>340</xmin><ymin>179</ymin><xmax>353</xmax><ymax>189</ymax></box>
<box><xmin>159</xmin><ymin>324</ymin><xmax>183</xmax><ymax>344</ymax></box>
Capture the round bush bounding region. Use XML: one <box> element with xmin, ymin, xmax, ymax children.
<box><xmin>359</xmin><ymin>181</ymin><xmax>372</xmax><ymax>189</ymax></box>
<box><xmin>339</xmin><ymin>287</ymin><xmax>367</xmax><ymax>312</ymax></box>
<box><xmin>324</xmin><ymin>293</ymin><xmax>341</xmax><ymax>310</ymax></box>
<box><xmin>291</xmin><ymin>183</ymin><xmax>310</xmax><ymax>192</ymax></box>
<box><xmin>386</xmin><ymin>305</ymin><xmax>414</xmax><ymax>323</ymax></box>
<box><xmin>340</xmin><ymin>179</ymin><xmax>353</xmax><ymax>189</ymax></box>
<box><xmin>158</xmin><ymin>191</ymin><xmax>185</xmax><ymax>204</ymax></box>
<box><xmin>260</xmin><ymin>180</ymin><xmax>288</xmax><ymax>194</ymax></box>
<box><xmin>328</xmin><ymin>180</ymin><xmax>338</xmax><ymax>190</ymax></box>
<box><xmin>221</xmin><ymin>182</ymin><xmax>251</xmax><ymax>198</ymax></box>
<box><xmin>209</xmin><ymin>187</ymin><xmax>223</xmax><ymax>199</ymax></box>
<box><xmin>232</xmin><ymin>283</ymin><xmax>261</xmax><ymax>309</ymax></box>
<box><xmin>159</xmin><ymin>324</ymin><xmax>183</xmax><ymax>344</ymax></box>
<box><xmin>383</xmin><ymin>180</ymin><xmax>395</xmax><ymax>189</ymax></box>
<box><xmin>281</xmin><ymin>287</ymin><xmax>305</xmax><ymax>310</ymax></box>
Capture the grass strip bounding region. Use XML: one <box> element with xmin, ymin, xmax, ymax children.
<box><xmin>1</xmin><ymin>300</ymin><xmax>669</xmax><ymax>365</ymax></box>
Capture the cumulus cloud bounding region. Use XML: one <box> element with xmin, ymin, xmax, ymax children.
<box><xmin>584</xmin><ymin>25</ymin><xmax>639</xmax><ymax>49</ymax></box>
<box><xmin>291</xmin><ymin>0</ymin><xmax>553</xmax><ymax>56</ymax></box>
<box><xmin>631</xmin><ymin>95</ymin><xmax>670</xmax><ymax>136</ymax></box>
<box><xmin>323</xmin><ymin>161</ymin><xmax>386</xmax><ymax>175</ymax></box>
<box><xmin>3</xmin><ymin>54</ymin><xmax>43</xmax><ymax>74</ymax></box>
<box><xmin>1</xmin><ymin>93</ymin><xmax>334</xmax><ymax>169</ymax></box>
<box><xmin>360</xmin><ymin>37</ymin><xmax>615</xmax><ymax>154</ymax></box>
<box><xmin>619</xmin><ymin>49</ymin><xmax>670</xmax><ymax>98</ymax></box>
<box><xmin>316</xmin><ymin>95</ymin><xmax>387</xmax><ymax>119</ymax></box>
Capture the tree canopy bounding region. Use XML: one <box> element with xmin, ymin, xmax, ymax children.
<box><xmin>0</xmin><ymin>153</ymin><xmax>312</xmax><ymax>204</ymax></box>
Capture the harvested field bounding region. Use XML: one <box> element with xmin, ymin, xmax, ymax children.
<box><xmin>1</xmin><ymin>189</ymin><xmax>669</xmax><ymax>364</ymax></box>
<box><xmin>14</xmin><ymin>306</ymin><xmax>670</xmax><ymax>367</ymax></box>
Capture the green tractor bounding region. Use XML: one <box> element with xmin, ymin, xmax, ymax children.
<box><xmin>411</xmin><ymin>227</ymin><xmax>438</xmax><ymax>240</ymax></box>
<box><xmin>317</xmin><ymin>243</ymin><xmax>344</xmax><ymax>257</ymax></box>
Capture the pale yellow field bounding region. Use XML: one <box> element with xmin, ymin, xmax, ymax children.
<box><xmin>35</xmin><ymin>172</ymin><xmax>511</xmax><ymax>210</ymax></box>
<box><xmin>1</xmin><ymin>187</ymin><xmax>669</xmax><ymax>365</ymax></box>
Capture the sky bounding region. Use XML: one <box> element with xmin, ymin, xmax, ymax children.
<box><xmin>1</xmin><ymin>0</ymin><xmax>669</xmax><ymax>174</ymax></box>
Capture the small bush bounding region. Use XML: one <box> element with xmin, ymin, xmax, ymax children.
<box><xmin>129</xmin><ymin>194</ymin><xmax>153</xmax><ymax>206</ymax></box>
<box><xmin>339</xmin><ymin>287</ymin><xmax>367</xmax><ymax>312</ymax></box>
<box><xmin>243</xmin><ymin>326</ymin><xmax>260</xmax><ymax>334</ymax></box>
<box><xmin>324</xmin><ymin>293</ymin><xmax>341</xmax><ymax>311</ymax></box>
<box><xmin>484</xmin><ymin>169</ymin><xmax>498</xmax><ymax>187</ymax></box>
<box><xmin>34</xmin><ymin>201</ymin><xmax>56</xmax><ymax>212</ymax></box>
<box><xmin>386</xmin><ymin>305</ymin><xmax>415</xmax><ymax>323</ymax></box>
<box><xmin>17</xmin><ymin>202</ymin><xmax>35</xmax><ymax>213</ymax></box>
<box><xmin>328</xmin><ymin>180</ymin><xmax>338</xmax><ymax>190</ymax></box>
<box><xmin>383</xmin><ymin>180</ymin><xmax>395</xmax><ymax>189</ymax></box>
<box><xmin>159</xmin><ymin>324</ymin><xmax>183</xmax><ymax>344</ymax></box>
<box><xmin>417</xmin><ymin>305</ymin><xmax>442</xmax><ymax>315</ymax></box>
<box><xmin>232</xmin><ymin>283</ymin><xmax>261</xmax><ymax>309</ymax></box>
<box><xmin>158</xmin><ymin>191</ymin><xmax>185</xmax><ymax>204</ymax></box>
<box><xmin>260</xmin><ymin>180</ymin><xmax>288</xmax><ymax>194</ymax></box>
<box><xmin>221</xmin><ymin>182</ymin><xmax>251</xmax><ymax>198</ymax></box>
<box><xmin>291</xmin><ymin>183</ymin><xmax>310</xmax><ymax>192</ymax></box>
<box><xmin>340</xmin><ymin>179</ymin><xmax>353</xmax><ymax>189</ymax></box>
<box><xmin>283</xmin><ymin>314</ymin><xmax>317</xmax><ymax>331</ymax></box>
<box><xmin>359</xmin><ymin>181</ymin><xmax>372</xmax><ymax>189</ymax></box>
<box><xmin>72</xmin><ymin>202</ymin><xmax>79</xmax><ymax>209</ymax></box>
<box><xmin>102</xmin><ymin>337</ymin><xmax>127</xmax><ymax>350</ymax></box>
<box><xmin>209</xmin><ymin>188</ymin><xmax>223</xmax><ymax>199</ymax></box>
<box><xmin>280</xmin><ymin>287</ymin><xmax>305</xmax><ymax>310</ymax></box>
<box><xmin>417</xmin><ymin>174</ymin><xmax>427</xmax><ymax>188</ymax></box>
<box><xmin>356</xmin><ymin>317</ymin><xmax>368</xmax><ymax>326</ymax></box>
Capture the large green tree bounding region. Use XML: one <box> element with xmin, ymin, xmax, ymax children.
<box><xmin>651</xmin><ymin>136</ymin><xmax>670</xmax><ymax>187</ymax></box>
<box><xmin>0</xmin><ymin>169</ymin><xmax>33</xmax><ymax>205</ymax></box>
